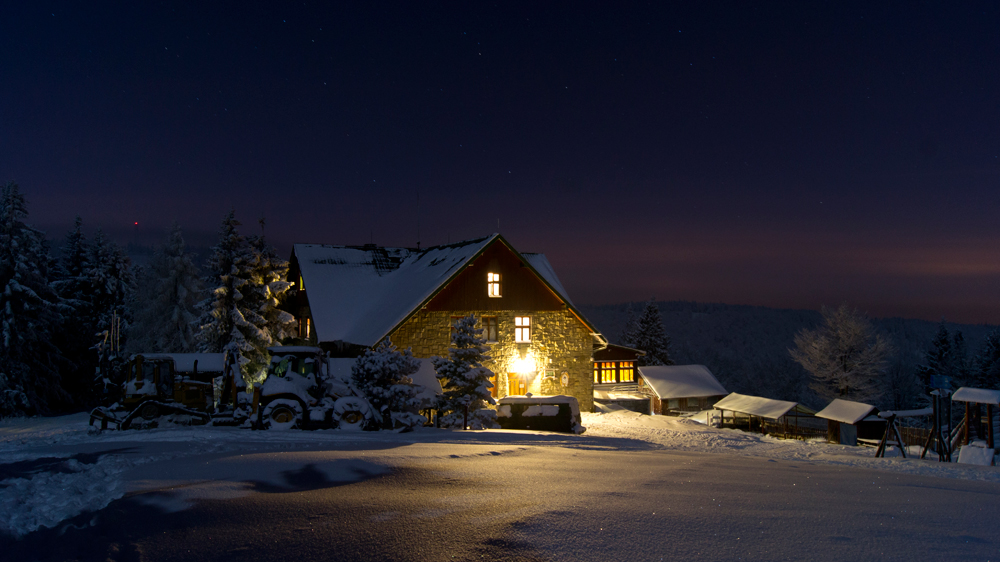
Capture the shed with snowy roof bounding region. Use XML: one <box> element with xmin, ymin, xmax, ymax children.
<box><xmin>636</xmin><ymin>364</ymin><xmax>727</xmax><ymax>415</ymax></box>
<box><xmin>713</xmin><ymin>392</ymin><xmax>817</xmax><ymax>435</ymax></box>
<box><xmin>815</xmin><ymin>399</ymin><xmax>884</xmax><ymax>446</ymax></box>
<box><xmin>283</xmin><ymin>233</ymin><xmax>607</xmax><ymax>412</ymax></box>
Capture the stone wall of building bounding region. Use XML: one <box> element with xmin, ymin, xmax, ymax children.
<box><xmin>388</xmin><ymin>309</ymin><xmax>595</xmax><ymax>412</ymax></box>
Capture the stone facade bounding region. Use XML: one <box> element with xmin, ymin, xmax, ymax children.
<box><xmin>387</xmin><ymin>309</ymin><xmax>595</xmax><ymax>412</ymax></box>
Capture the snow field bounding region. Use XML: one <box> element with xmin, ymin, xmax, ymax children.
<box><xmin>1</xmin><ymin>407</ymin><xmax>998</xmax><ymax>539</ymax></box>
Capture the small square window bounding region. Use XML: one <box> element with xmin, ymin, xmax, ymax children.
<box><xmin>488</xmin><ymin>272</ymin><xmax>501</xmax><ymax>297</ymax></box>
<box><xmin>483</xmin><ymin>316</ymin><xmax>498</xmax><ymax>343</ymax></box>
<box><xmin>514</xmin><ymin>316</ymin><xmax>530</xmax><ymax>342</ymax></box>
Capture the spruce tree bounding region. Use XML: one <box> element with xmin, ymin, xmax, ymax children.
<box><xmin>623</xmin><ymin>300</ymin><xmax>674</xmax><ymax>366</ymax></box>
<box><xmin>432</xmin><ymin>314</ymin><xmax>498</xmax><ymax>429</ymax></box>
<box><xmin>52</xmin><ymin>216</ymin><xmax>98</xmax><ymax>404</ymax></box>
<box><xmin>0</xmin><ymin>182</ymin><xmax>68</xmax><ymax>416</ymax></box>
<box><xmin>197</xmin><ymin>211</ymin><xmax>291</xmax><ymax>385</ymax></box>
<box><xmin>916</xmin><ymin>322</ymin><xmax>953</xmax><ymax>394</ymax></box>
<box><xmin>350</xmin><ymin>339</ymin><xmax>424</xmax><ymax>430</ymax></box>
<box><xmin>129</xmin><ymin>223</ymin><xmax>202</xmax><ymax>353</ymax></box>
<box><xmin>974</xmin><ymin>329</ymin><xmax>1000</xmax><ymax>389</ymax></box>
<box><xmin>88</xmin><ymin>229</ymin><xmax>135</xmax><ymax>348</ymax></box>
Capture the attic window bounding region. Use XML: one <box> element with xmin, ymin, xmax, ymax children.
<box><xmin>488</xmin><ymin>272</ymin><xmax>501</xmax><ymax>297</ymax></box>
<box><xmin>514</xmin><ymin>316</ymin><xmax>530</xmax><ymax>342</ymax></box>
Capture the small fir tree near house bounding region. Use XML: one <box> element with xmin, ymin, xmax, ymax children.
<box><xmin>790</xmin><ymin>304</ymin><xmax>892</xmax><ymax>404</ymax></box>
<box><xmin>621</xmin><ymin>300</ymin><xmax>674</xmax><ymax>366</ymax></box>
<box><xmin>350</xmin><ymin>339</ymin><xmax>425</xmax><ymax>430</ymax></box>
<box><xmin>432</xmin><ymin>315</ymin><xmax>499</xmax><ymax>430</ymax></box>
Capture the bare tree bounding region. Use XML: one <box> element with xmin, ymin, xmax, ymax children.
<box><xmin>790</xmin><ymin>304</ymin><xmax>892</xmax><ymax>404</ymax></box>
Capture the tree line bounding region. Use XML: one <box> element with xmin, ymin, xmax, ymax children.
<box><xmin>582</xmin><ymin>300</ymin><xmax>1000</xmax><ymax>410</ymax></box>
<box><xmin>0</xmin><ymin>182</ymin><xmax>292</xmax><ymax>417</ymax></box>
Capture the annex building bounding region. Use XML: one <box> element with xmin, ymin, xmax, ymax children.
<box><xmin>283</xmin><ymin>233</ymin><xmax>607</xmax><ymax>411</ymax></box>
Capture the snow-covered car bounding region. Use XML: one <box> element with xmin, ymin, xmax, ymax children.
<box><xmin>496</xmin><ymin>394</ymin><xmax>586</xmax><ymax>434</ymax></box>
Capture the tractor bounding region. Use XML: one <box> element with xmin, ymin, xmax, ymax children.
<box><xmin>90</xmin><ymin>352</ymin><xmax>240</xmax><ymax>430</ymax></box>
<box><xmin>249</xmin><ymin>346</ymin><xmax>376</xmax><ymax>430</ymax></box>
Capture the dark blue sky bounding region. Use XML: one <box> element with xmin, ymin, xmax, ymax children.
<box><xmin>2</xmin><ymin>2</ymin><xmax>999</xmax><ymax>322</ymax></box>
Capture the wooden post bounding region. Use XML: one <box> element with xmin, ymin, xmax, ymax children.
<box><xmin>989</xmin><ymin>404</ymin><xmax>995</xmax><ymax>450</ymax></box>
<box><xmin>964</xmin><ymin>403</ymin><xmax>971</xmax><ymax>446</ymax></box>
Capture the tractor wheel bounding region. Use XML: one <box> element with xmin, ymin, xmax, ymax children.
<box><xmin>139</xmin><ymin>402</ymin><xmax>160</xmax><ymax>420</ymax></box>
<box><xmin>262</xmin><ymin>399</ymin><xmax>303</xmax><ymax>430</ymax></box>
<box><xmin>333</xmin><ymin>397</ymin><xmax>370</xmax><ymax>430</ymax></box>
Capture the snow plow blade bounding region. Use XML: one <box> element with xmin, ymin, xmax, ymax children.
<box><xmin>89</xmin><ymin>407</ymin><xmax>123</xmax><ymax>430</ymax></box>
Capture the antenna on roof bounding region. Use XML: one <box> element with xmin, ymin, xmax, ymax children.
<box><xmin>416</xmin><ymin>191</ymin><xmax>421</xmax><ymax>249</ymax></box>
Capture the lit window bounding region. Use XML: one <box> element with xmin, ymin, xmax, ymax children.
<box><xmin>594</xmin><ymin>366</ymin><xmax>599</xmax><ymax>384</ymax></box>
<box><xmin>620</xmin><ymin>361</ymin><xmax>634</xmax><ymax>383</ymax></box>
<box><xmin>601</xmin><ymin>362</ymin><xmax>615</xmax><ymax>383</ymax></box>
<box><xmin>514</xmin><ymin>316</ymin><xmax>530</xmax><ymax>342</ymax></box>
<box><xmin>488</xmin><ymin>272</ymin><xmax>501</xmax><ymax>297</ymax></box>
<box><xmin>483</xmin><ymin>316</ymin><xmax>498</xmax><ymax>343</ymax></box>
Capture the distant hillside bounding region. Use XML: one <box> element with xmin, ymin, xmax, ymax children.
<box><xmin>578</xmin><ymin>301</ymin><xmax>998</xmax><ymax>409</ymax></box>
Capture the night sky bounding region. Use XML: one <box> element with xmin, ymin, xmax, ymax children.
<box><xmin>3</xmin><ymin>2</ymin><xmax>999</xmax><ymax>323</ymax></box>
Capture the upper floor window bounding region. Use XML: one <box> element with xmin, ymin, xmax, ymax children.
<box><xmin>482</xmin><ymin>316</ymin><xmax>498</xmax><ymax>343</ymax></box>
<box><xmin>514</xmin><ymin>316</ymin><xmax>531</xmax><ymax>342</ymax></box>
<box><xmin>488</xmin><ymin>272</ymin><xmax>501</xmax><ymax>297</ymax></box>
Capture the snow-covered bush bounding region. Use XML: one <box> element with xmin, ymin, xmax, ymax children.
<box><xmin>350</xmin><ymin>339</ymin><xmax>425</xmax><ymax>430</ymax></box>
<box><xmin>432</xmin><ymin>315</ymin><xmax>499</xmax><ymax>430</ymax></box>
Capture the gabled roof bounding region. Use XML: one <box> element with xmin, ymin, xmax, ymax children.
<box><xmin>294</xmin><ymin>233</ymin><xmax>602</xmax><ymax>347</ymax></box>
<box><xmin>815</xmin><ymin>399</ymin><xmax>877</xmax><ymax>425</ymax></box>
<box><xmin>714</xmin><ymin>392</ymin><xmax>806</xmax><ymax>420</ymax></box>
<box><xmin>637</xmin><ymin>365</ymin><xmax>727</xmax><ymax>400</ymax></box>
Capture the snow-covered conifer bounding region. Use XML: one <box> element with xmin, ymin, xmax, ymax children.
<box><xmin>197</xmin><ymin>211</ymin><xmax>290</xmax><ymax>385</ymax></box>
<box><xmin>0</xmin><ymin>182</ymin><xmax>69</xmax><ymax>416</ymax></box>
<box><xmin>973</xmin><ymin>329</ymin><xmax>1000</xmax><ymax>389</ymax></box>
<box><xmin>432</xmin><ymin>315</ymin><xmax>498</xmax><ymax>430</ymax></box>
<box><xmin>916</xmin><ymin>322</ymin><xmax>955</xmax><ymax>395</ymax></box>
<box><xmin>246</xmin><ymin>232</ymin><xmax>294</xmax><ymax>347</ymax></box>
<box><xmin>351</xmin><ymin>339</ymin><xmax>424</xmax><ymax>430</ymax></box>
<box><xmin>88</xmin><ymin>229</ymin><xmax>135</xmax><ymax>350</ymax></box>
<box><xmin>129</xmin><ymin>223</ymin><xmax>202</xmax><ymax>353</ymax></box>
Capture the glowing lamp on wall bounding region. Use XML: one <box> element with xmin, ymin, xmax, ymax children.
<box><xmin>512</xmin><ymin>354</ymin><xmax>536</xmax><ymax>375</ymax></box>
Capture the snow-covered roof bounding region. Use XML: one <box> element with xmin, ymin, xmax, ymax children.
<box><xmin>952</xmin><ymin>387</ymin><xmax>1000</xmax><ymax>405</ymax></box>
<box><xmin>295</xmin><ymin>234</ymin><xmax>592</xmax><ymax>346</ymax></box>
<box><xmin>134</xmin><ymin>353</ymin><xmax>227</xmax><ymax>373</ymax></box>
<box><xmin>815</xmin><ymin>399</ymin><xmax>877</xmax><ymax>425</ymax></box>
<box><xmin>713</xmin><ymin>392</ymin><xmax>799</xmax><ymax>420</ymax></box>
<box><xmin>637</xmin><ymin>365</ymin><xmax>727</xmax><ymax>400</ymax></box>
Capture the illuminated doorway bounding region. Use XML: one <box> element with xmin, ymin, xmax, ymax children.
<box><xmin>508</xmin><ymin>373</ymin><xmax>527</xmax><ymax>396</ymax></box>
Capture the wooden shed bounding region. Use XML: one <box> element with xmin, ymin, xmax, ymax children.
<box><xmin>637</xmin><ymin>365</ymin><xmax>727</xmax><ymax>415</ymax></box>
<box><xmin>815</xmin><ymin>399</ymin><xmax>884</xmax><ymax>446</ymax></box>
<box><xmin>713</xmin><ymin>392</ymin><xmax>817</xmax><ymax>436</ymax></box>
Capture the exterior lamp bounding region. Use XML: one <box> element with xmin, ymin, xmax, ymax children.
<box><xmin>512</xmin><ymin>354</ymin><xmax>535</xmax><ymax>375</ymax></box>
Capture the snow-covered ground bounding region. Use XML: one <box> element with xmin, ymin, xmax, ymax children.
<box><xmin>1</xmin><ymin>407</ymin><xmax>997</xmax><ymax>539</ymax></box>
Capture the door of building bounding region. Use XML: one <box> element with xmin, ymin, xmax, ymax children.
<box><xmin>508</xmin><ymin>373</ymin><xmax>527</xmax><ymax>396</ymax></box>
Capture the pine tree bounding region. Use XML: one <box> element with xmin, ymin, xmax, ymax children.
<box><xmin>432</xmin><ymin>314</ymin><xmax>498</xmax><ymax>429</ymax></box>
<box><xmin>973</xmin><ymin>329</ymin><xmax>1000</xmax><ymax>389</ymax></box>
<box><xmin>245</xmin><ymin>232</ymin><xmax>294</xmax><ymax>347</ymax></box>
<box><xmin>197</xmin><ymin>211</ymin><xmax>291</xmax><ymax>385</ymax></box>
<box><xmin>916</xmin><ymin>322</ymin><xmax>953</xmax><ymax>395</ymax></box>
<box><xmin>88</xmin><ymin>229</ymin><xmax>135</xmax><ymax>346</ymax></box>
<box><xmin>51</xmin><ymin>216</ymin><xmax>99</xmax><ymax>405</ymax></box>
<box><xmin>790</xmin><ymin>304</ymin><xmax>892</xmax><ymax>403</ymax></box>
<box><xmin>0</xmin><ymin>182</ymin><xmax>69</xmax><ymax>416</ymax></box>
<box><xmin>350</xmin><ymin>339</ymin><xmax>424</xmax><ymax>430</ymax></box>
<box><xmin>622</xmin><ymin>300</ymin><xmax>674</xmax><ymax>366</ymax></box>
<box><xmin>129</xmin><ymin>223</ymin><xmax>202</xmax><ymax>353</ymax></box>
